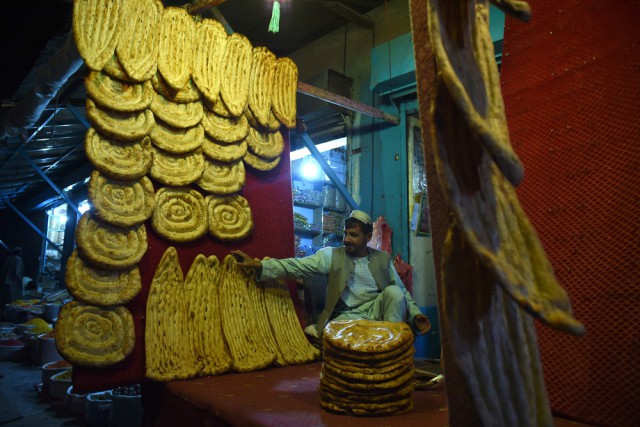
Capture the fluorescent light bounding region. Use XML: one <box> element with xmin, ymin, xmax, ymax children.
<box><xmin>290</xmin><ymin>137</ymin><xmax>347</xmax><ymax>161</ymax></box>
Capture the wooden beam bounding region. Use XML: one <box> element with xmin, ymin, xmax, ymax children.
<box><xmin>185</xmin><ymin>0</ymin><xmax>227</xmax><ymax>15</ymax></box>
<box><xmin>297</xmin><ymin>81</ymin><xmax>400</xmax><ymax>125</ymax></box>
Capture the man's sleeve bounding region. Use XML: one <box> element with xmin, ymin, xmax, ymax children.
<box><xmin>258</xmin><ymin>248</ymin><xmax>332</xmax><ymax>281</ymax></box>
<box><xmin>389</xmin><ymin>263</ymin><xmax>423</xmax><ymax>328</ymax></box>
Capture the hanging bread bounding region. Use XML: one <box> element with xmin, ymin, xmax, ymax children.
<box><xmin>192</xmin><ymin>18</ymin><xmax>228</xmax><ymax>105</ymax></box>
<box><xmin>197</xmin><ymin>159</ymin><xmax>245</xmax><ymax>195</ymax></box>
<box><xmin>152</xmin><ymin>187</ymin><xmax>208</xmax><ymax>243</ymax></box>
<box><xmin>116</xmin><ymin>0</ymin><xmax>163</xmax><ymax>82</ymax></box>
<box><xmin>150</xmin><ymin>121</ymin><xmax>204</xmax><ymax>154</ymax></box>
<box><xmin>73</xmin><ymin>0</ymin><xmax>122</xmax><ymax>71</ymax></box>
<box><xmin>202</xmin><ymin>135</ymin><xmax>247</xmax><ymax>163</ymax></box>
<box><xmin>150</xmin><ymin>93</ymin><xmax>203</xmax><ymax>129</ymax></box>
<box><xmin>246</xmin><ymin>127</ymin><xmax>284</xmax><ymax>160</ymax></box>
<box><xmin>219</xmin><ymin>33</ymin><xmax>253</xmax><ymax>117</ymax></box>
<box><xmin>103</xmin><ymin>55</ymin><xmax>136</xmax><ymax>83</ymax></box>
<box><xmin>206</xmin><ymin>194</ymin><xmax>253</xmax><ymax>241</ymax></box>
<box><xmin>243</xmin><ymin>151</ymin><xmax>281</xmax><ymax>172</ymax></box>
<box><xmin>149</xmin><ymin>146</ymin><xmax>205</xmax><ymax>186</ymax></box>
<box><xmin>271</xmin><ymin>57</ymin><xmax>298</xmax><ymax>129</ymax></box>
<box><xmin>84</xmin><ymin>128</ymin><xmax>152</xmax><ymax>180</ymax></box>
<box><xmin>86</xmin><ymin>98</ymin><xmax>155</xmax><ymax>142</ymax></box>
<box><xmin>157</xmin><ymin>6</ymin><xmax>195</xmax><ymax>91</ymax></box>
<box><xmin>245</xmin><ymin>108</ymin><xmax>281</xmax><ymax>133</ymax></box>
<box><xmin>151</xmin><ymin>73</ymin><xmax>201</xmax><ymax>103</ymax></box>
<box><xmin>201</xmin><ymin>108</ymin><xmax>249</xmax><ymax>143</ymax></box>
<box><xmin>248</xmin><ymin>47</ymin><xmax>276</xmax><ymax>129</ymax></box>
<box><xmin>85</xmin><ymin>71</ymin><xmax>154</xmax><ymax>112</ymax></box>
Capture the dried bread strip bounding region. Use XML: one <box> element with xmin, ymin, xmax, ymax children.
<box><xmin>149</xmin><ymin>146</ymin><xmax>204</xmax><ymax>187</ymax></box>
<box><xmin>104</xmin><ymin>55</ymin><xmax>135</xmax><ymax>82</ymax></box>
<box><xmin>73</xmin><ymin>0</ymin><xmax>122</xmax><ymax>71</ymax></box>
<box><xmin>150</xmin><ymin>93</ymin><xmax>204</xmax><ymax>129</ymax></box>
<box><xmin>205</xmin><ymin>194</ymin><xmax>253</xmax><ymax>242</ymax></box>
<box><xmin>197</xmin><ymin>159</ymin><xmax>245</xmax><ymax>195</ymax></box>
<box><xmin>84</xmin><ymin>128</ymin><xmax>152</xmax><ymax>180</ymax></box>
<box><xmin>151</xmin><ymin>73</ymin><xmax>201</xmax><ymax>103</ymax></box>
<box><xmin>65</xmin><ymin>250</ymin><xmax>141</xmax><ymax>306</ymax></box>
<box><xmin>88</xmin><ymin>170</ymin><xmax>156</xmax><ymax>227</ymax></box>
<box><xmin>157</xmin><ymin>7</ymin><xmax>195</xmax><ymax>91</ymax></box>
<box><xmin>187</xmin><ymin>255</ymin><xmax>232</xmax><ymax>376</ymax></box>
<box><xmin>150</xmin><ymin>121</ymin><xmax>204</xmax><ymax>154</ymax></box>
<box><xmin>116</xmin><ymin>0</ymin><xmax>163</xmax><ymax>82</ymax></box>
<box><xmin>192</xmin><ymin>18</ymin><xmax>228</xmax><ymax>105</ymax></box>
<box><xmin>86</xmin><ymin>98</ymin><xmax>155</xmax><ymax>142</ymax></box>
<box><xmin>85</xmin><ymin>71</ymin><xmax>154</xmax><ymax>112</ymax></box>
<box><xmin>248</xmin><ymin>47</ymin><xmax>276</xmax><ymax>129</ymax></box>
<box><xmin>245</xmin><ymin>107</ymin><xmax>281</xmax><ymax>133</ymax></box>
<box><xmin>76</xmin><ymin>212</ymin><xmax>147</xmax><ymax>270</ymax></box>
<box><xmin>55</xmin><ymin>301</ymin><xmax>135</xmax><ymax>367</ymax></box>
<box><xmin>220</xmin><ymin>33</ymin><xmax>253</xmax><ymax>117</ymax></box>
<box><xmin>271</xmin><ymin>57</ymin><xmax>298</xmax><ymax>129</ymax></box>
<box><xmin>243</xmin><ymin>151</ymin><xmax>281</xmax><ymax>172</ymax></box>
<box><xmin>246</xmin><ymin>127</ymin><xmax>284</xmax><ymax>159</ymax></box>
<box><xmin>219</xmin><ymin>255</ymin><xmax>275</xmax><ymax>372</ymax></box>
<box><xmin>202</xmin><ymin>135</ymin><xmax>247</xmax><ymax>163</ymax></box>
<box><xmin>152</xmin><ymin>187</ymin><xmax>208</xmax><ymax>243</ymax></box>
<box><xmin>201</xmin><ymin>108</ymin><xmax>249</xmax><ymax>143</ymax></box>
<box><xmin>262</xmin><ymin>278</ymin><xmax>321</xmax><ymax>365</ymax></box>
<box><xmin>145</xmin><ymin>247</ymin><xmax>188</xmax><ymax>381</ymax></box>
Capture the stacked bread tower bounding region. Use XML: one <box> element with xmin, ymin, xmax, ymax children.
<box><xmin>319</xmin><ymin>320</ymin><xmax>416</xmax><ymax>416</ymax></box>
<box><xmin>56</xmin><ymin>0</ymin><xmax>300</xmax><ymax>370</ymax></box>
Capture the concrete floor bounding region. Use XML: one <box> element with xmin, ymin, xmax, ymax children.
<box><xmin>0</xmin><ymin>361</ymin><xmax>83</xmax><ymax>427</ymax></box>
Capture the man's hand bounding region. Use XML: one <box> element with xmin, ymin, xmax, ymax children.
<box><xmin>230</xmin><ymin>250</ymin><xmax>262</xmax><ymax>269</ymax></box>
<box><xmin>414</xmin><ymin>313</ymin><xmax>431</xmax><ymax>335</ymax></box>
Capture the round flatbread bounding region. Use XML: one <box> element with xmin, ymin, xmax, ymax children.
<box><xmin>152</xmin><ymin>187</ymin><xmax>208</xmax><ymax>243</ymax></box>
<box><xmin>243</xmin><ymin>151</ymin><xmax>281</xmax><ymax>172</ymax></box>
<box><xmin>55</xmin><ymin>300</ymin><xmax>135</xmax><ymax>367</ymax></box>
<box><xmin>150</xmin><ymin>120</ymin><xmax>204</xmax><ymax>154</ymax></box>
<box><xmin>86</xmin><ymin>98</ymin><xmax>155</xmax><ymax>142</ymax></box>
<box><xmin>201</xmin><ymin>108</ymin><xmax>249</xmax><ymax>143</ymax></box>
<box><xmin>150</xmin><ymin>93</ymin><xmax>204</xmax><ymax>129</ymax></box>
<box><xmin>65</xmin><ymin>250</ymin><xmax>141</xmax><ymax>306</ymax></box>
<box><xmin>197</xmin><ymin>159</ymin><xmax>245</xmax><ymax>195</ymax></box>
<box><xmin>323</xmin><ymin>319</ymin><xmax>414</xmax><ymax>353</ymax></box>
<box><xmin>206</xmin><ymin>194</ymin><xmax>253</xmax><ymax>241</ymax></box>
<box><xmin>149</xmin><ymin>146</ymin><xmax>205</xmax><ymax>186</ymax></box>
<box><xmin>202</xmin><ymin>135</ymin><xmax>247</xmax><ymax>163</ymax></box>
<box><xmin>85</xmin><ymin>71</ymin><xmax>154</xmax><ymax>112</ymax></box>
<box><xmin>84</xmin><ymin>128</ymin><xmax>152</xmax><ymax>180</ymax></box>
<box><xmin>246</xmin><ymin>127</ymin><xmax>284</xmax><ymax>159</ymax></box>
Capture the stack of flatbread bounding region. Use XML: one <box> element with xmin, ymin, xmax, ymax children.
<box><xmin>319</xmin><ymin>320</ymin><xmax>416</xmax><ymax>416</ymax></box>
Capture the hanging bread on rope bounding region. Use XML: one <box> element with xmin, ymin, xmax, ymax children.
<box><xmin>192</xmin><ymin>18</ymin><xmax>228</xmax><ymax>105</ymax></box>
<box><xmin>271</xmin><ymin>57</ymin><xmax>298</xmax><ymax>129</ymax></box>
<box><xmin>88</xmin><ymin>170</ymin><xmax>156</xmax><ymax>228</ymax></box>
<box><xmin>219</xmin><ymin>33</ymin><xmax>253</xmax><ymax>117</ymax></box>
<box><xmin>157</xmin><ymin>6</ymin><xmax>196</xmax><ymax>91</ymax></box>
<box><xmin>85</xmin><ymin>71</ymin><xmax>154</xmax><ymax>112</ymax></box>
<box><xmin>86</xmin><ymin>98</ymin><xmax>155</xmax><ymax>142</ymax></box>
<box><xmin>84</xmin><ymin>128</ymin><xmax>152</xmax><ymax>180</ymax></box>
<box><xmin>73</xmin><ymin>0</ymin><xmax>122</xmax><ymax>71</ymax></box>
<box><xmin>65</xmin><ymin>250</ymin><xmax>142</xmax><ymax>306</ymax></box>
<box><xmin>116</xmin><ymin>0</ymin><xmax>163</xmax><ymax>82</ymax></box>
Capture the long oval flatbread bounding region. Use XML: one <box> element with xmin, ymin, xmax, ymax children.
<box><xmin>116</xmin><ymin>0</ymin><xmax>163</xmax><ymax>82</ymax></box>
<box><xmin>192</xmin><ymin>18</ymin><xmax>228</xmax><ymax>105</ymax></box>
<box><xmin>272</xmin><ymin>57</ymin><xmax>298</xmax><ymax>129</ymax></box>
<box><xmin>55</xmin><ymin>300</ymin><xmax>135</xmax><ymax>367</ymax></box>
<box><xmin>151</xmin><ymin>73</ymin><xmax>201</xmax><ymax>103</ymax></box>
<box><xmin>248</xmin><ymin>47</ymin><xmax>276</xmax><ymax>129</ymax></box>
<box><xmin>152</xmin><ymin>187</ymin><xmax>208</xmax><ymax>243</ymax></box>
<box><xmin>88</xmin><ymin>170</ymin><xmax>156</xmax><ymax>227</ymax></box>
<box><xmin>220</xmin><ymin>33</ymin><xmax>253</xmax><ymax>117</ymax></box>
<box><xmin>76</xmin><ymin>212</ymin><xmax>148</xmax><ymax>270</ymax></box>
<box><xmin>157</xmin><ymin>7</ymin><xmax>195</xmax><ymax>91</ymax></box>
<box><xmin>65</xmin><ymin>250</ymin><xmax>141</xmax><ymax>306</ymax></box>
<box><xmin>73</xmin><ymin>0</ymin><xmax>122</xmax><ymax>71</ymax></box>
<box><xmin>84</xmin><ymin>128</ymin><xmax>152</xmax><ymax>180</ymax></box>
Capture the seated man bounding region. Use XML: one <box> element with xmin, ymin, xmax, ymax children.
<box><xmin>232</xmin><ymin>210</ymin><xmax>430</xmax><ymax>339</ymax></box>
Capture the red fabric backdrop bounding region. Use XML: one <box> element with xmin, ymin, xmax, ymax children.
<box><xmin>74</xmin><ymin>133</ymin><xmax>296</xmax><ymax>393</ymax></box>
<box><xmin>500</xmin><ymin>2</ymin><xmax>640</xmax><ymax>426</ymax></box>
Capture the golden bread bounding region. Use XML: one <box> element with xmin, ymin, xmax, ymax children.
<box><xmin>55</xmin><ymin>300</ymin><xmax>135</xmax><ymax>367</ymax></box>
<box><xmin>271</xmin><ymin>57</ymin><xmax>298</xmax><ymax>129</ymax></box>
<box><xmin>201</xmin><ymin>108</ymin><xmax>250</xmax><ymax>143</ymax></box>
<box><xmin>103</xmin><ymin>54</ymin><xmax>135</xmax><ymax>82</ymax></box>
<box><xmin>151</xmin><ymin>72</ymin><xmax>201</xmax><ymax>103</ymax></box>
<box><xmin>73</xmin><ymin>0</ymin><xmax>122</xmax><ymax>71</ymax></box>
<box><xmin>149</xmin><ymin>146</ymin><xmax>205</xmax><ymax>186</ymax></box>
<box><xmin>324</xmin><ymin>319</ymin><xmax>414</xmax><ymax>353</ymax></box>
<box><xmin>202</xmin><ymin>135</ymin><xmax>247</xmax><ymax>163</ymax></box>
<box><xmin>150</xmin><ymin>93</ymin><xmax>204</xmax><ymax>129</ymax></box>
<box><xmin>197</xmin><ymin>159</ymin><xmax>245</xmax><ymax>195</ymax></box>
<box><xmin>245</xmin><ymin>107</ymin><xmax>281</xmax><ymax>133</ymax></box>
<box><xmin>248</xmin><ymin>47</ymin><xmax>276</xmax><ymax>128</ymax></box>
<box><xmin>192</xmin><ymin>18</ymin><xmax>228</xmax><ymax>105</ymax></box>
<box><xmin>152</xmin><ymin>187</ymin><xmax>208</xmax><ymax>243</ymax></box>
<box><xmin>85</xmin><ymin>71</ymin><xmax>154</xmax><ymax>112</ymax></box>
<box><xmin>219</xmin><ymin>33</ymin><xmax>253</xmax><ymax>117</ymax></box>
<box><xmin>242</xmin><ymin>151</ymin><xmax>281</xmax><ymax>172</ymax></box>
<box><xmin>65</xmin><ymin>250</ymin><xmax>141</xmax><ymax>306</ymax></box>
<box><xmin>116</xmin><ymin>0</ymin><xmax>163</xmax><ymax>82</ymax></box>
<box><xmin>84</xmin><ymin>128</ymin><xmax>152</xmax><ymax>180</ymax></box>
<box><xmin>150</xmin><ymin>121</ymin><xmax>204</xmax><ymax>154</ymax></box>
<box><xmin>205</xmin><ymin>194</ymin><xmax>253</xmax><ymax>241</ymax></box>
<box><xmin>246</xmin><ymin>127</ymin><xmax>284</xmax><ymax>159</ymax></box>
<box><xmin>157</xmin><ymin>6</ymin><xmax>195</xmax><ymax>91</ymax></box>
<box><xmin>86</xmin><ymin>98</ymin><xmax>155</xmax><ymax>142</ymax></box>
<box><xmin>75</xmin><ymin>212</ymin><xmax>148</xmax><ymax>270</ymax></box>
<box><xmin>88</xmin><ymin>170</ymin><xmax>156</xmax><ymax>227</ymax></box>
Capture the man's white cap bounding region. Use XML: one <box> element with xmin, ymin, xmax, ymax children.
<box><xmin>347</xmin><ymin>210</ymin><xmax>373</xmax><ymax>225</ymax></box>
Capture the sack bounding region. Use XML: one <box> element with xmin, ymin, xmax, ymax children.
<box><xmin>393</xmin><ymin>254</ymin><xmax>413</xmax><ymax>294</ymax></box>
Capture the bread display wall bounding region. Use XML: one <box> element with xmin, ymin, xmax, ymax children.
<box><xmin>60</xmin><ymin>0</ymin><xmax>300</xmax><ymax>373</ymax></box>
